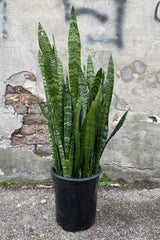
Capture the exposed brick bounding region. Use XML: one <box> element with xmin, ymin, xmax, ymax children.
<box><xmin>12</xmin><ymin>125</ymin><xmax>36</xmax><ymax>136</ymax></box>
<box><xmin>25</xmin><ymin>134</ymin><xmax>49</xmax><ymax>145</ymax></box>
<box><xmin>23</xmin><ymin>114</ymin><xmax>48</xmax><ymax>125</ymax></box>
<box><xmin>28</xmin><ymin>104</ymin><xmax>42</xmax><ymax>114</ymax></box>
<box><xmin>6</xmin><ymin>84</ymin><xmax>31</xmax><ymax>94</ymax></box>
<box><xmin>5</xmin><ymin>94</ymin><xmax>20</xmax><ymax>105</ymax></box>
<box><xmin>21</xmin><ymin>125</ymin><xmax>36</xmax><ymax>135</ymax></box>
<box><xmin>37</xmin><ymin>125</ymin><xmax>48</xmax><ymax>135</ymax></box>
<box><xmin>14</xmin><ymin>104</ymin><xmax>28</xmax><ymax>114</ymax></box>
<box><xmin>21</xmin><ymin>94</ymin><xmax>43</xmax><ymax>105</ymax></box>
<box><xmin>11</xmin><ymin>135</ymin><xmax>24</xmax><ymax>147</ymax></box>
<box><xmin>28</xmin><ymin>103</ymin><xmax>48</xmax><ymax>114</ymax></box>
<box><xmin>36</xmin><ymin>145</ymin><xmax>51</xmax><ymax>156</ymax></box>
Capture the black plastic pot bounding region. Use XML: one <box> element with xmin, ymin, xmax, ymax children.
<box><xmin>51</xmin><ymin>167</ymin><xmax>102</xmax><ymax>232</ymax></box>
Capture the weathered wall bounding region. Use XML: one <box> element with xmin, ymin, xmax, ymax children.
<box><xmin>0</xmin><ymin>0</ymin><xmax>160</xmax><ymax>182</ymax></box>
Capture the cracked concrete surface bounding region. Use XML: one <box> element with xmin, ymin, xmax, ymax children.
<box><xmin>0</xmin><ymin>186</ymin><xmax>159</xmax><ymax>240</ymax></box>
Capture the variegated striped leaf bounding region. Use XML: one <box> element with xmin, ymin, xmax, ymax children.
<box><xmin>83</xmin><ymin>101</ymin><xmax>96</xmax><ymax>178</ymax></box>
<box><xmin>94</xmin><ymin>55</ymin><xmax>114</xmax><ymax>174</ymax></box>
<box><xmin>68</xmin><ymin>7</ymin><xmax>81</xmax><ymax>112</ymax></box>
<box><xmin>38</xmin><ymin>23</ymin><xmax>63</xmax><ymax>139</ymax></box>
<box><xmin>64</xmin><ymin>77</ymin><xmax>72</xmax><ymax>163</ymax></box>
<box><xmin>89</xmin><ymin>68</ymin><xmax>103</xmax><ymax>104</ymax></box>
<box><xmin>87</xmin><ymin>55</ymin><xmax>94</xmax><ymax>91</ymax></box>
<box><xmin>73</xmin><ymin>95</ymin><xmax>83</xmax><ymax>177</ymax></box>
<box><xmin>78</xmin><ymin>68</ymin><xmax>88</xmax><ymax>126</ymax></box>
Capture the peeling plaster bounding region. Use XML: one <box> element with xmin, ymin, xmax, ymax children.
<box><xmin>5</xmin><ymin>72</ymin><xmax>38</xmax><ymax>96</ymax></box>
<box><xmin>0</xmin><ymin>169</ymin><xmax>4</xmax><ymax>176</ymax></box>
<box><xmin>0</xmin><ymin>107</ymin><xmax>23</xmax><ymax>138</ymax></box>
<box><xmin>148</xmin><ymin>116</ymin><xmax>160</xmax><ymax>123</ymax></box>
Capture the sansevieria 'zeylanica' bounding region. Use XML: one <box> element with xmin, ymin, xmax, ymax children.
<box><xmin>38</xmin><ymin>7</ymin><xmax>128</xmax><ymax>178</ymax></box>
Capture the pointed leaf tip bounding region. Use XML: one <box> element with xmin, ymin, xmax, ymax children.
<box><xmin>109</xmin><ymin>54</ymin><xmax>113</xmax><ymax>62</ymax></box>
<box><xmin>71</xmin><ymin>6</ymin><xmax>76</xmax><ymax>13</ymax></box>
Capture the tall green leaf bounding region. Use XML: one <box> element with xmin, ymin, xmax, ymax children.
<box><xmin>38</xmin><ymin>24</ymin><xmax>63</xmax><ymax>138</ymax></box>
<box><xmin>101</xmin><ymin>55</ymin><xmax>114</xmax><ymax>152</ymax></box>
<box><xmin>64</xmin><ymin>77</ymin><xmax>72</xmax><ymax>162</ymax></box>
<box><xmin>88</xmin><ymin>88</ymin><xmax>102</xmax><ymax>175</ymax></box>
<box><xmin>90</xmin><ymin>68</ymin><xmax>103</xmax><ymax>103</ymax></box>
<box><xmin>105</xmin><ymin>111</ymin><xmax>128</xmax><ymax>148</ymax></box>
<box><xmin>38</xmin><ymin>102</ymin><xmax>61</xmax><ymax>172</ymax></box>
<box><xmin>38</xmin><ymin>50</ymin><xmax>66</xmax><ymax>175</ymax></box>
<box><xmin>67</xmin><ymin>136</ymin><xmax>75</xmax><ymax>177</ymax></box>
<box><xmin>94</xmin><ymin>55</ymin><xmax>114</xmax><ymax>174</ymax></box>
<box><xmin>38</xmin><ymin>51</ymin><xmax>60</xmax><ymax>172</ymax></box>
<box><xmin>73</xmin><ymin>95</ymin><xmax>83</xmax><ymax>177</ymax></box>
<box><xmin>83</xmin><ymin>101</ymin><xmax>96</xmax><ymax>178</ymax></box>
<box><xmin>78</xmin><ymin>68</ymin><xmax>88</xmax><ymax>126</ymax></box>
<box><xmin>50</xmin><ymin>101</ymin><xmax>68</xmax><ymax>177</ymax></box>
<box><xmin>68</xmin><ymin>7</ymin><xmax>81</xmax><ymax>111</ymax></box>
<box><xmin>87</xmin><ymin>55</ymin><xmax>94</xmax><ymax>91</ymax></box>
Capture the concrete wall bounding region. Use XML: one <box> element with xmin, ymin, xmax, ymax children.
<box><xmin>0</xmin><ymin>0</ymin><xmax>160</xmax><ymax>183</ymax></box>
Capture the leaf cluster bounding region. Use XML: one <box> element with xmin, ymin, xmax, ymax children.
<box><xmin>38</xmin><ymin>7</ymin><xmax>128</xmax><ymax>178</ymax></box>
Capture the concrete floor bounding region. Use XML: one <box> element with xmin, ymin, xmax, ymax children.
<box><xmin>0</xmin><ymin>185</ymin><xmax>159</xmax><ymax>240</ymax></box>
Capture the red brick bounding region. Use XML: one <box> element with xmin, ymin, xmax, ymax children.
<box><xmin>11</xmin><ymin>135</ymin><xmax>24</xmax><ymax>147</ymax></box>
<box><xmin>21</xmin><ymin>94</ymin><xmax>43</xmax><ymax>105</ymax></box>
<box><xmin>37</xmin><ymin>125</ymin><xmax>48</xmax><ymax>135</ymax></box>
<box><xmin>36</xmin><ymin>145</ymin><xmax>51</xmax><ymax>156</ymax></box>
<box><xmin>23</xmin><ymin>114</ymin><xmax>48</xmax><ymax>125</ymax></box>
<box><xmin>6</xmin><ymin>85</ymin><xmax>31</xmax><ymax>94</ymax></box>
<box><xmin>25</xmin><ymin>134</ymin><xmax>49</xmax><ymax>145</ymax></box>
<box><xmin>5</xmin><ymin>94</ymin><xmax>20</xmax><ymax>105</ymax></box>
<box><xmin>14</xmin><ymin>104</ymin><xmax>28</xmax><ymax>114</ymax></box>
<box><xmin>28</xmin><ymin>103</ymin><xmax>48</xmax><ymax>114</ymax></box>
<box><xmin>15</xmin><ymin>125</ymin><xmax>36</xmax><ymax>135</ymax></box>
<box><xmin>28</xmin><ymin>104</ymin><xmax>42</xmax><ymax>114</ymax></box>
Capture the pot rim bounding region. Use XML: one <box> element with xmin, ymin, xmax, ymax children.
<box><xmin>51</xmin><ymin>166</ymin><xmax>102</xmax><ymax>182</ymax></box>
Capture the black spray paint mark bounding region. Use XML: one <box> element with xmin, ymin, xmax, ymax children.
<box><xmin>62</xmin><ymin>0</ymin><xmax>108</xmax><ymax>23</ymax></box>
<box><xmin>0</xmin><ymin>0</ymin><xmax>8</xmax><ymax>39</ymax></box>
<box><xmin>155</xmin><ymin>1</ymin><xmax>160</xmax><ymax>22</ymax></box>
<box><xmin>62</xmin><ymin>0</ymin><xmax>126</xmax><ymax>48</ymax></box>
<box><xmin>62</xmin><ymin>0</ymin><xmax>70</xmax><ymax>22</ymax></box>
<box><xmin>76</xmin><ymin>8</ymin><xmax>108</xmax><ymax>23</ymax></box>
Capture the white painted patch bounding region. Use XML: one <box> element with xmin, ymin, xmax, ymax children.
<box><xmin>133</xmin><ymin>73</ymin><xmax>140</xmax><ymax>79</ymax></box>
<box><xmin>12</xmin><ymin>168</ymin><xmax>16</xmax><ymax>173</ymax></box>
<box><xmin>0</xmin><ymin>169</ymin><xmax>4</xmax><ymax>176</ymax></box>
<box><xmin>0</xmin><ymin>107</ymin><xmax>23</xmax><ymax>138</ymax></box>
<box><xmin>24</xmin><ymin>80</ymin><xmax>37</xmax><ymax>95</ymax></box>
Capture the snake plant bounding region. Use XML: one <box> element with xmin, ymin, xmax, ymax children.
<box><xmin>38</xmin><ymin>7</ymin><xmax>128</xmax><ymax>178</ymax></box>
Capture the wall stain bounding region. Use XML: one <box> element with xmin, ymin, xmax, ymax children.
<box><xmin>0</xmin><ymin>0</ymin><xmax>8</xmax><ymax>39</ymax></box>
<box><xmin>62</xmin><ymin>0</ymin><xmax>127</xmax><ymax>48</ymax></box>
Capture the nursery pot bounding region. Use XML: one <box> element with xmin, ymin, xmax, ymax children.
<box><xmin>51</xmin><ymin>167</ymin><xmax>102</xmax><ymax>232</ymax></box>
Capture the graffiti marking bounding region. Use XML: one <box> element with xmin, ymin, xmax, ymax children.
<box><xmin>0</xmin><ymin>0</ymin><xmax>8</xmax><ymax>39</ymax></box>
<box><xmin>62</xmin><ymin>0</ymin><xmax>127</xmax><ymax>48</ymax></box>
<box><xmin>155</xmin><ymin>1</ymin><xmax>160</xmax><ymax>22</ymax></box>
